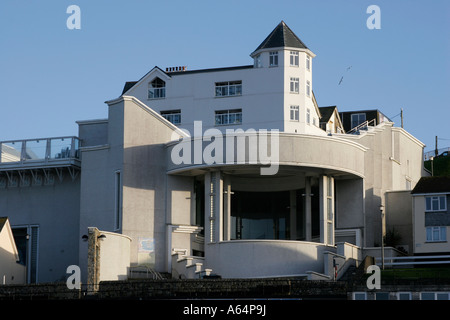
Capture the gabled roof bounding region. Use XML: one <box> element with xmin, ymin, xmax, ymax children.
<box><xmin>0</xmin><ymin>217</ymin><xmax>7</xmax><ymax>232</ymax></box>
<box><xmin>252</xmin><ymin>21</ymin><xmax>309</xmax><ymax>55</ymax></box>
<box><xmin>319</xmin><ymin>106</ymin><xmax>338</xmax><ymax>123</ymax></box>
<box><xmin>411</xmin><ymin>176</ymin><xmax>450</xmax><ymax>194</ymax></box>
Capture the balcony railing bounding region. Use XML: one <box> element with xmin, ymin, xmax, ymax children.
<box><xmin>0</xmin><ymin>136</ymin><xmax>80</xmax><ymax>166</ymax></box>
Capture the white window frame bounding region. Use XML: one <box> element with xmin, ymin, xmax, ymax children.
<box><xmin>269</xmin><ymin>51</ymin><xmax>278</xmax><ymax>67</ymax></box>
<box><xmin>306</xmin><ymin>108</ymin><xmax>311</xmax><ymax>125</ymax></box>
<box><xmin>215</xmin><ymin>81</ymin><xmax>242</xmax><ymax>97</ymax></box>
<box><xmin>161</xmin><ymin>110</ymin><xmax>181</xmax><ymax>125</ymax></box>
<box><xmin>290</xmin><ymin>77</ymin><xmax>299</xmax><ymax>93</ymax></box>
<box><xmin>426</xmin><ymin>226</ymin><xmax>447</xmax><ymax>242</ymax></box>
<box><xmin>290</xmin><ymin>51</ymin><xmax>299</xmax><ymax>66</ymax></box>
<box><xmin>425</xmin><ymin>195</ymin><xmax>447</xmax><ymax>212</ymax></box>
<box><xmin>306</xmin><ymin>55</ymin><xmax>311</xmax><ymax>71</ymax></box>
<box><xmin>306</xmin><ymin>80</ymin><xmax>311</xmax><ymax>97</ymax></box>
<box><xmin>215</xmin><ymin>109</ymin><xmax>242</xmax><ymax>126</ymax></box>
<box><xmin>290</xmin><ymin>105</ymin><xmax>299</xmax><ymax>121</ymax></box>
<box><xmin>254</xmin><ymin>54</ymin><xmax>262</xmax><ymax>68</ymax></box>
<box><xmin>148</xmin><ymin>78</ymin><xmax>166</xmax><ymax>99</ymax></box>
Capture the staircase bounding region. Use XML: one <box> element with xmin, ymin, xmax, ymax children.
<box><xmin>171</xmin><ymin>250</ymin><xmax>213</xmax><ymax>279</ymax></box>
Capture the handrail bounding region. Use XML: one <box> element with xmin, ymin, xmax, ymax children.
<box><xmin>0</xmin><ymin>136</ymin><xmax>80</xmax><ymax>164</ymax></box>
<box><xmin>377</xmin><ymin>255</ymin><xmax>450</xmax><ymax>267</ymax></box>
<box><xmin>346</xmin><ymin>119</ymin><xmax>376</xmax><ymax>134</ymax></box>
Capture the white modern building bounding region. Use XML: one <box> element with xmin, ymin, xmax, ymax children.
<box><xmin>0</xmin><ymin>21</ymin><xmax>428</xmax><ymax>283</ymax></box>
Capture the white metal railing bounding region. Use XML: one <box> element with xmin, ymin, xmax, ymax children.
<box><xmin>0</xmin><ymin>136</ymin><xmax>80</xmax><ymax>165</ymax></box>
<box><xmin>377</xmin><ymin>255</ymin><xmax>450</xmax><ymax>267</ymax></box>
<box><xmin>424</xmin><ymin>147</ymin><xmax>450</xmax><ymax>161</ymax></box>
<box><xmin>347</xmin><ymin>119</ymin><xmax>376</xmax><ymax>134</ymax></box>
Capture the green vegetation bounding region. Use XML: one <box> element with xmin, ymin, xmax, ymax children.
<box><xmin>424</xmin><ymin>155</ymin><xmax>450</xmax><ymax>176</ymax></box>
<box><xmin>381</xmin><ymin>267</ymin><xmax>450</xmax><ymax>281</ymax></box>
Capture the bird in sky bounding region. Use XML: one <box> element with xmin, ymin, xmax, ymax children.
<box><xmin>338</xmin><ymin>66</ymin><xmax>352</xmax><ymax>85</ymax></box>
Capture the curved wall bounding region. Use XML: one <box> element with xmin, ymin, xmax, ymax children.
<box><xmin>205</xmin><ymin>240</ymin><xmax>336</xmax><ymax>278</ymax></box>
<box><xmin>166</xmin><ymin>133</ymin><xmax>366</xmax><ymax>178</ymax></box>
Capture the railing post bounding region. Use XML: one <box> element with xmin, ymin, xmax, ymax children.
<box><xmin>21</xmin><ymin>140</ymin><xmax>26</xmax><ymax>163</ymax></box>
<box><xmin>71</xmin><ymin>137</ymin><xmax>76</xmax><ymax>158</ymax></box>
<box><xmin>45</xmin><ymin>138</ymin><xmax>51</xmax><ymax>162</ymax></box>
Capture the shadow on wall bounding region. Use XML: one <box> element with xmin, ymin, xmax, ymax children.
<box><xmin>0</xmin><ymin>245</ymin><xmax>26</xmax><ymax>285</ymax></box>
<box><xmin>121</xmin><ymin>143</ymin><xmax>169</xmax><ymax>272</ymax></box>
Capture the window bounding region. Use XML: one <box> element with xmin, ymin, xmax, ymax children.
<box><xmin>161</xmin><ymin>110</ymin><xmax>181</xmax><ymax>125</ymax></box>
<box><xmin>426</xmin><ymin>226</ymin><xmax>447</xmax><ymax>242</ymax></box>
<box><xmin>290</xmin><ymin>77</ymin><xmax>299</xmax><ymax>93</ymax></box>
<box><xmin>425</xmin><ymin>195</ymin><xmax>447</xmax><ymax>212</ymax></box>
<box><xmin>306</xmin><ymin>108</ymin><xmax>311</xmax><ymax>125</ymax></box>
<box><xmin>215</xmin><ymin>109</ymin><xmax>242</xmax><ymax>125</ymax></box>
<box><xmin>421</xmin><ymin>292</ymin><xmax>450</xmax><ymax>300</ymax></box>
<box><xmin>215</xmin><ymin>81</ymin><xmax>242</xmax><ymax>97</ymax></box>
<box><xmin>306</xmin><ymin>80</ymin><xmax>311</xmax><ymax>97</ymax></box>
<box><xmin>269</xmin><ymin>51</ymin><xmax>278</xmax><ymax>67</ymax></box>
<box><xmin>353</xmin><ymin>292</ymin><xmax>367</xmax><ymax>300</ymax></box>
<box><xmin>397</xmin><ymin>292</ymin><xmax>412</xmax><ymax>300</ymax></box>
<box><xmin>114</xmin><ymin>171</ymin><xmax>122</xmax><ymax>231</ymax></box>
<box><xmin>351</xmin><ymin>113</ymin><xmax>366</xmax><ymax>129</ymax></box>
<box><xmin>306</xmin><ymin>55</ymin><xmax>311</xmax><ymax>71</ymax></box>
<box><xmin>290</xmin><ymin>51</ymin><xmax>299</xmax><ymax>66</ymax></box>
<box><xmin>290</xmin><ymin>106</ymin><xmax>299</xmax><ymax>121</ymax></box>
<box><xmin>148</xmin><ymin>78</ymin><xmax>166</xmax><ymax>99</ymax></box>
<box><xmin>375</xmin><ymin>292</ymin><xmax>390</xmax><ymax>300</ymax></box>
<box><xmin>254</xmin><ymin>54</ymin><xmax>262</xmax><ymax>68</ymax></box>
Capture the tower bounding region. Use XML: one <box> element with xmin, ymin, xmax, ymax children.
<box><xmin>250</xmin><ymin>21</ymin><xmax>322</xmax><ymax>134</ymax></box>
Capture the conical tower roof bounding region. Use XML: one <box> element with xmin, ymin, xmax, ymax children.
<box><xmin>252</xmin><ymin>21</ymin><xmax>309</xmax><ymax>55</ymax></box>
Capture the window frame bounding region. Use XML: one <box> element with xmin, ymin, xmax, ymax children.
<box><xmin>290</xmin><ymin>51</ymin><xmax>299</xmax><ymax>67</ymax></box>
<box><xmin>215</xmin><ymin>81</ymin><xmax>242</xmax><ymax>97</ymax></box>
<box><xmin>290</xmin><ymin>105</ymin><xmax>299</xmax><ymax>121</ymax></box>
<box><xmin>425</xmin><ymin>195</ymin><xmax>447</xmax><ymax>212</ymax></box>
<box><xmin>215</xmin><ymin>109</ymin><xmax>243</xmax><ymax>126</ymax></box>
<box><xmin>352</xmin><ymin>292</ymin><xmax>367</xmax><ymax>300</ymax></box>
<box><xmin>114</xmin><ymin>170</ymin><xmax>122</xmax><ymax>231</ymax></box>
<box><xmin>254</xmin><ymin>54</ymin><xmax>262</xmax><ymax>68</ymax></box>
<box><xmin>148</xmin><ymin>78</ymin><xmax>166</xmax><ymax>100</ymax></box>
<box><xmin>351</xmin><ymin>113</ymin><xmax>366</xmax><ymax>129</ymax></box>
<box><xmin>426</xmin><ymin>226</ymin><xmax>447</xmax><ymax>242</ymax></box>
<box><xmin>306</xmin><ymin>108</ymin><xmax>311</xmax><ymax>125</ymax></box>
<box><xmin>306</xmin><ymin>55</ymin><xmax>311</xmax><ymax>71</ymax></box>
<box><xmin>290</xmin><ymin>77</ymin><xmax>299</xmax><ymax>94</ymax></box>
<box><xmin>269</xmin><ymin>51</ymin><xmax>278</xmax><ymax>67</ymax></box>
<box><xmin>306</xmin><ymin>80</ymin><xmax>311</xmax><ymax>97</ymax></box>
<box><xmin>160</xmin><ymin>109</ymin><xmax>182</xmax><ymax>125</ymax></box>
<box><xmin>397</xmin><ymin>292</ymin><xmax>412</xmax><ymax>300</ymax></box>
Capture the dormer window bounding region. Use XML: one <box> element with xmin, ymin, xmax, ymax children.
<box><xmin>148</xmin><ymin>77</ymin><xmax>166</xmax><ymax>99</ymax></box>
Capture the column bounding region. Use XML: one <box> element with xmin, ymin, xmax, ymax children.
<box><xmin>319</xmin><ymin>175</ymin><xmax>335</xmax><ymax>246</ymax></box>
<box><xmin>204</xmin><ymin>171</ymin><xmax>223</xmax><ymax>243</ymax></box>
<box><xmin>223</xmin><ymin>176</ymin><xmax>231</xmax><ymax>241</ymax></box>
<box><xmin>290</xmin><ymin>190</ymin><xmax>297</xmax><ymax>240</ymax></box>
<box><xmin>304</xmin><ymin>176</ymin><xmax>312</xmax><ymax>241</ymax></box>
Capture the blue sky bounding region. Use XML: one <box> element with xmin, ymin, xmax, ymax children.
<box><xmin>0</xmin><ymin>0</ymin><xmax>449</xmax><ymax>152</ymax></box>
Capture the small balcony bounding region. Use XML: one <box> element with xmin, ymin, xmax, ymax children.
<box><xmin>0</xmin><ymin>136</ymin><xmax>81</xmax><ymax>172</ymax></box>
